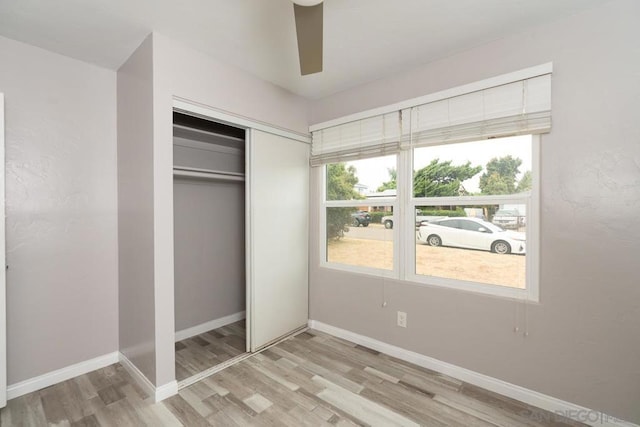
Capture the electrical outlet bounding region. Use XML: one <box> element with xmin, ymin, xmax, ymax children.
<box><xmin>397</xmin><ymin>311</ymin><xmax>407</xmax><ymax>328</ymax></box>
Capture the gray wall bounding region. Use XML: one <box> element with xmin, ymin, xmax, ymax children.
<box><xmin>0</xmin><ymin>36</ymin><xmax>118</xmax><ymax>384</ymax></box>
<box><xmin>154</xmin><ymin>34</ymin><xmax>310</xmax><ymax>135</ymax></box>
<box><xmin>117</xmin><ymin>36</ymin><xmax>157</xmax><ymax>384</ymax></box>
<box><xmin>173</xmin><ymin>135</ymin><xmax>245</xmax><ymax>175</ymax></box>
<box><xmin>173</xmin><ymin>178</ymin><xmax>245</xmax><ymax>331</ymax></box>
<box><xmin>309</xmin><ymin>0</ymin><xmax>640</xmax><ymax>423</ymax></box>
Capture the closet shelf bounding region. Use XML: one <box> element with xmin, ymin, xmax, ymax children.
<box><xmin>173</xmin><ymin>166</ymin><xmax>245</xmax><ymax>182</ymax></box>
<box><xmin>174</xmin><ymin>124</ymin><xmax>244</xmax><ymax>143</ymax></box>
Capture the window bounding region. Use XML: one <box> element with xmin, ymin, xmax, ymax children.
<box><xmin>410</xmin><ymin>135</ymin><xmax>533</xmax><ymax>293</ymax></box>
<box><xmin>313</xmin><ymin>64</ymin><xmax>549</xmax><ymax>300</ymax></box>
<box><xmin>321</xmin><ymin>155</ymin><xmax>397</xmax><ymax>274</ymax></box>
<box><xmin>319</xmin><ymin>135</ymin><xmax>537</xmax><ymax>297</ymax></box>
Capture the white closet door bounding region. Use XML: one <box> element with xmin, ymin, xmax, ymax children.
<box><xmin>0</xmin><ymin>94</ymin><xmax>6</xmax><ymax>408</ymax></box>
<box><xmin>248</xmin><ymin>130</ymin><xmax>309</xmax><ymax>351</ymax></box>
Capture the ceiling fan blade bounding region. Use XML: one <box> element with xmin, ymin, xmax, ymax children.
<box><xmin>293</xmin><ymin>3</ymin><xmax>323</xmax><ymax>75</ymax></box>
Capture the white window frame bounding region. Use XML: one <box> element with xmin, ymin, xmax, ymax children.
<box><xmin>315</xmin><ymin>64</ymin><xmax>550</xmax><ymax>302</ymax></box>
<box><xmin>319</xmin><ymin>155</ymin><xmax>400</xmax><ymax>279</ymax></box>
<box><xmin>403</xmin><ymin>135</ymin><xmax>540</xmax><ymax>301</ymax></box>
<box><xmin>319</xmin><ymin>136</ymin><xmax>540</xmax><ymax>301</ymax></box>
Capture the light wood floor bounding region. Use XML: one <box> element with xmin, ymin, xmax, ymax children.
<box><xmin>1</xmin><ymin>330</ymin><xmax>585</xmax><ymax>426</ymax></box>
<box><xmin>175</xmin><ymin>320</ymin><xmax>246</xmax><ymax>382</ymax></box>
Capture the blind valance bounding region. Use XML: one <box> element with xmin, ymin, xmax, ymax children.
<box><xmin>310</xmin><ymin>111</ymin><xmax>403</xmax><ymax>166</ymax></box>
<box><xmin>405</xmin><ymin>74</ymin><xmax>551</xmax><ymax>148</ymax></box>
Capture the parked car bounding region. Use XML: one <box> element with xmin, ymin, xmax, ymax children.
<box><xmin>491</xmin><ymin>209</ymin><xmax>525</xmax><ymax>229</ymax></box>
<box><xmin>381</xmin><ymin>210</ymin><xmax>434</xmax><ymax>229</ymax></box>
<box><xmin>381</xmin><ymin>214</ymin><xmax>394</xmax><ymax>229</ymax></box>
<box><xmin>416</xmin><ymin>217</ymin><xmax>526</xmax><ymax>255</ymax></box>
<box><xmin>351</xmin><ymin>211</ymin><xmax>371</xmax><ymax>227</ymax></box>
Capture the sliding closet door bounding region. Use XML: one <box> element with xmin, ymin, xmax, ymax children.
<box><xmin>248</xmin><ymin>130</ymin><xmax>308</xmax><ymax>351</ymax></box>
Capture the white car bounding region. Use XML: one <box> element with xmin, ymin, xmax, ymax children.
<box><xmin>381</xmin><ymin>211</ymin><xmax>437</xmax><ymax>229</ymax></box>
<box><xmin>417</xmin><ymin>217</ymin><xmax>526</xmax><ymax>255</ymax></box>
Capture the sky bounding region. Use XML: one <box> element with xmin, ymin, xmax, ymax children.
<box><xmin>348</xmin><ymin>135</ymin><xmax>532</xmax><ymax>194</ymax></box>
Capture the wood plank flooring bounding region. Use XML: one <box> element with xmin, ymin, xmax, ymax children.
<box><xmin>1</xmin><ymin>329</ymin><xmax>586</xmax><ymax>426</ymax></box>
<box><xmin>175</xmin><ymin>320</ymin><xmax>246</xmax><ymax>382</ymax></box>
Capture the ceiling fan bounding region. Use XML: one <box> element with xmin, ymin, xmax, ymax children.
<box><xmin>292</xmin><ymin>0</ymin><xmax>323</xmax><ymax>75</ymax></box>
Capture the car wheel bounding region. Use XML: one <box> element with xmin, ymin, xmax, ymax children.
<box><xmin>352</xmin><ymin>219</ymin><xmax>360</xmax><ymax>227</ymax></box>
<box><xmin>384</xmin><ymin>220</ymin><xmax>393</xmax><ymax>229</ymax></box>
<box><xmin>427</xmin><ymin>235</ymin><xmax>442</xmax><ymax>247</ymax></box>
<box><xmin>492</xmin><ymin>240</ymin><xmax>511</xmax><ymax>254</ymax></box>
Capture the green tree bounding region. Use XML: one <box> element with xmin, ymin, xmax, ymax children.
<box><xmin>377</xmin><ymin>168</ymin><xmax>397</xmax><ymax>192</ymax></box>
<box><xmin>413</xmin><ymin>159</ymin><xmax>482</xmax><ymax>197</ymax></box>
<box><xmin>326</xmin><ymin>163</ymin><xmax>363</xmax><ymax>240</ymax></box>
<box><xmin>479</xmin><ymin>173</ymin><xmax>510</xmax><ymax>195</ymax></box>
<box><xmin>516</xmin><ymin>170</ymin><xmax>532</xmax><ymax>193</ymax></box>
<box><xmin>479</xmin><ymin>156</ymin><xmax>522</xmax><ymax>195</ymax></box>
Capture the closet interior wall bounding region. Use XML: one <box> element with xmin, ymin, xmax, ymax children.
<box><xmin>172</xmin><ymin>113</ymin><xmax>246</xmax><ymax>339</ymax></box>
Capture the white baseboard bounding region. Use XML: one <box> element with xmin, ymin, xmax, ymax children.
<box><xmin>7</xmin><ymin>352</ymin><xmax>119</xmax><ymax>400</ymax></box>
<box><xmin>118</xmin><ymin>353</ymin><xmax>156</xmax><ymax>400</ymax></box>
<box><xmin>155</xmin><ymin>380</ymin><xmax>179</xmax><ymax>402</ymax></box>
<box><xmin>118</xmin><ymin>352</ymin><xmax>177</xmax><ymax>403</ymax></box>
<box><xmin>309</xmin><ymin>320</ymin><xmax>638</xmax><ymax>427</ymax></box>
<box><xmin>175</xmin><ymin>311</ymin><xmax>245</xmax><ymax>342</ymax></box>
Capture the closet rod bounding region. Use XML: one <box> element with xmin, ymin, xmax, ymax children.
<box><xmin>173</xmin><ymin>168</ymin><xmax>245</xmax><ymax>182</ymax></box>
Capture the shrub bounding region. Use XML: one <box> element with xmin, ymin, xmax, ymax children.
<box><xmin>369</xmin><ymin>211</ymin><xmax>389</xmax><ymax>224</ymax></box>
<box><xmin>417</xmin><ymin>208</ymin><xmax>466</xmax><ymax>217</ymax></box>
<box><xmin>327</xmin><ymin>207</ymin><xmax>355</xmax><ymax>240</ymax></box>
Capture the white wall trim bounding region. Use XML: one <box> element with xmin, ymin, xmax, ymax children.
<box><xmin>173</xmin><ymin>98</ymin><xmax>311</xmax><ymax>144</ymax></box>
<box><xmin>118</xmin><ymin>353</ymin><xmax>178</xmax><ymax>403</ymax></box>
<box><xmin>310</xmin><ymin>62</ymin><xmax>553</xmax><ymax>131</ymax></box>
<box><xmin>175</xmin><ymin>311</ymin><xmax>246</xmax><ymax>342</ymax></box>
<box><xmin>118</xmin><ymin>352</ymin><xmax>155</xmax><ymax>400</ymax></box>
<box><xmin>0</xmin><ymin>93</ymin><xmax>6</xmax><ymax>409</ymax></box>
<box><xmin>309</xmin><ymin>320</ymin><xmax>638</xmax><ymax>427</ymax></box>
<box><xmin>7</xmin><ymin>352</ymin><xmax>119</xmax><ymax>400</ymax></box>
<box><xmin>155</xmin><ymin>380</ymin><xmax>179</xmax><ymax>402</ymax></box>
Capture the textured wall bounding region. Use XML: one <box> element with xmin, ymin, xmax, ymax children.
<box><xmin>309</xmin><ymin>0</ymin><xmax>640</xmax><ymax>423</ymax></box>
<box><xmin>0</xmin><ymin>36</ymin><xmax>118</xmax><ymax>384</ymax></box>
<box><xmin>117</xmin><ymin>35</ymin><xmax>157</xmax><ymax>384</ymax></box>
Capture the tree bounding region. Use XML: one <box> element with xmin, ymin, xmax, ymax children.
<box><xmin>479</xmin><ymin>173</ymin><xmax>510</xmax><ymax>195</ymax></box>
<box><xmin>377</xmin><ymin>168</ymin><xmax>397</xmax><ymax>192</ymax></box>
<box><xmin>516</xmin><ymin>170</ymin><xmax>532</xmax><ymax>193</ymax></box>
<box><xmin>413</xmin><ymin>159</ymin><xmax>482</xmax><ymax>197</ymax></box>
<box><xmin>326</xmin><ymin>163</ymin><xmax>363</xmax><ymax>240</ymax></box>
<box><xmin>479</xmin><ymin>156</ymin><xmax>522</xmax><ymax>195</ymax></box>
<box><xmin>327</xmin><ymin>163</ymin><xmax>360</xmax><ymax>200</ymax></box>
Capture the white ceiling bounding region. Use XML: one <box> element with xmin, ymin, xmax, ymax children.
<box><xmin>0</xmin><ymin>0</ymin><xmax>610</xmax><ymax>99</ymax></box>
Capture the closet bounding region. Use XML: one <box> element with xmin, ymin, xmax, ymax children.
<box><xmin>172</xmin><ymin>112</ymin><xmax>247</xmax><ymax>382</ymax></box>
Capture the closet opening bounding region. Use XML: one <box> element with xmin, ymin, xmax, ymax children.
<box><xmin>172</xmin><ymin>111</ymin><xmax>248</xmax><ymax>386</ymax></box>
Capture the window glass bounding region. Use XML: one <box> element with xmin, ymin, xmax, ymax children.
<box><xmin>459</xmin><ymin>219</ymin><xmax>488</xmax><ymax>232</ymax></box>
<box><xmin>320</xmin><ymin>134</ymin><xmax>536</xmax><ymax>297</ymax></box>
<box><xmin>326</xmin><ymin>208</ymin><xmax>394</xmax><ymax>271</ymax></box>
<box><xmin>433</xmin><ymin>219</ymin><xmax>459</xmax><ymax>229</ymax></box>
<box><xmin>415</xmin><ymin>205</ymin><xmax>526</xmax><ymax>289</ymax></box>
<box><xmin>327</xmin><ymin>155</ymin><xmax>397</xmax><ymax>201</ymax></box>
<box><xmin>413</xmin><ymin>136</ymin><xmax>532</xmax><ymax>198</ymax></box>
